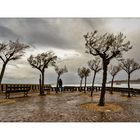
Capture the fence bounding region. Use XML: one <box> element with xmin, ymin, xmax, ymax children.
<box><xmin>0</xmin><ymin>84</ymin><xmax>140</xmax><ymax>95</ymax></box>
<box><xmin>0</xmin><ymin>84</ymin><xmax>51</xmax><ymax>93</ymax></box>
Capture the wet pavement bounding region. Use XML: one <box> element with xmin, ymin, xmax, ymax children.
<box><xmin>0</xmin><ymin>91</ymin><xmax>140</xmax><ymax>122</ymax></box>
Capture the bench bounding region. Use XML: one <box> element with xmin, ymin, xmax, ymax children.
<box><xmin>44</xmin><ymin>85</ymin><xmax>52</xmax><ymax>94</ymax></box>
<box><xmin>4</xmin><ymin>85</ymin><xmax>30</xmax><ymax>99</ymax></box>
<box><xmin>120</xmin><ymin>88</ymin><xmax>136</xmax><ymax>96</ymax></box>
<box><xmin>63</xmin><ymin>86</ymin><xmax>75</xmax><ymax>92</ymax></box>
<box><xmin>44</xmin><ymin>88</ymin><xmax>51</xmax><ymax>94</ymax></box>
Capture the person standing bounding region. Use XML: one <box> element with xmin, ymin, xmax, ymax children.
<box><xmin>58</xmin><ymin>78</ymin><xmax>63</xmax><ymax>92</ymax></box>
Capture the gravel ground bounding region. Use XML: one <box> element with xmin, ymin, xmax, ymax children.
<box><xmin>0</xmin><ymin>91</ymin><xmax>140</xmax><ymax>122</ymax></box>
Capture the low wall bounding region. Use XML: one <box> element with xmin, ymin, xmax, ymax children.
<box><xmin>0</xmin><ymin>84</ymin><xmax>140</xmax><ymax>94</ymax></box>
<box><xmin>0</xmin><ymin>84</ymin><xmax>51</xmax><ymax>93</ymax></box>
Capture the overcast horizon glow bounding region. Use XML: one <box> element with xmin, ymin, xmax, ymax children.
<box><xmin>0</xmin><ymin>18</ymin><xmax>140</xmax><ymax>85</ymax></box>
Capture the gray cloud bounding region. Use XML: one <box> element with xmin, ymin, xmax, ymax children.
<box><xmin>0</xmin><ymin>18</ymin><xmax>140</xmax><ymax>84</ymax></box>
<box><xmin>0</xmin><ymin>25</ymin><xmax>19</xmax><ymax>40</ymax></box>
<box><xmin>0</xmin><ymin>18</ymin><xmax>106</xmax><ymax>50</ymax></box>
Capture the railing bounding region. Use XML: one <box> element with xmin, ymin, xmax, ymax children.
<box><xmin>49</xmin><ymin>86</ymin><xmax>140</xmax><ymax>94</ymax></box>
<box><xmin>0</xmin><ymin>84</ymin><xmax>140</xmax><ymax>95</ymax></box>
<box><xmin>0</xmin><ymin>84</ymin><xmax>51</xmax><ymax>93</ymax></box>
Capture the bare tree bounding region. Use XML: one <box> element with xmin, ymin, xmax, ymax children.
<box><xmin>84</xmin><ymin>31</ymin><xmax>132</xmax><ymax>106</ymax></box>
<box><xmin>121</xmin><ymin>58</ymin><xmax>140</xmax><ymax>97</ymax></box>
<box><xmin>81</xmin><ymin>67</ymin><xmax>90</xmax><ymax>93</ymax></box>
<box><xmin>78</xmin><ymin>67</ymin><xmax>84</xmax><ymax>91</ymax></box>
<box><xmin>88</xmin><ymin>57</ymin><xmax>102</xmax><ymax>97</ymax></box>
<box><xmin>109</xmin><ymin>64</ymin><xmax>122</xmax><ymax>94</ymax></box>
<box><xmin>78</xmin><ymin>67</ymin><xmax>85</xmax><ymax>91</ymax></box>
<box><xmin>28</xmin><ymin>51</ymin><xmax>57</xmax><ymax>95</ymax></box>
<box><xmin>55</xmin><ymin>65</ymin><xmax>68</xmax><ymax>93</ymax></box>
<box><xmin>0</xmin><ymin>40</ymin><xmax>29</xmax><ymax>84</ymax></box>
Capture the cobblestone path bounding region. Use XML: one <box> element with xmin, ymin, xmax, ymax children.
<box><xmin>0</xmin><ymin>92</ymin><xmax>140</xmax><ymax>122</ymax></box>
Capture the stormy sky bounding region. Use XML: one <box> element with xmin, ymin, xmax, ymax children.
<box><xmin>0</xmin><ymin>18</ymin><xmax>140</xmax><ymax>85</ymax></box>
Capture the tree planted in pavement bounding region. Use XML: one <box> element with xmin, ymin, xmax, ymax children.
<box><xmin>121</xmin><ymin>58</ymin><xmax>140</xmax><ymax>97</ymax></box>
<box><xmin>55</xmin><ymin>65</ymin><xmax>68</xmax><ymax>93</ymax></box>
<box><xmin>88</xmin><ymin>57</ymin><xmax>102</xmax><ymax>97</ymax></box>
<box><xmin>84</xmin><ymin>31</ymin><xmax>132</xmax><ymax>106</ymax></box>
<box><xmin>109</xmin><ymin>64</ymin><xmax>122</xmax><ymax>94</ymax></box>
<box><xmin>0</xmin><ymin>40</ymin><xmax>29</xmax><ymax>84</ymax></box>
<box><xmin>28</xmin><ymin>51</ymin><xmax>57</xmax><ymax>95</ymax></box>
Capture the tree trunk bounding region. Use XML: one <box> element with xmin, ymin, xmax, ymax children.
<box><xmin>0</xmin><ymin>62</ymin><xmax>7</xmax><ymax>84</ymax></box>
<box><xmin>128</xmin><ymin>73</ymin><xmax>131</xmax><ymax>97</ymax></box>
<box><xmin>91</xmin><ymin>71</ymin><xmax>96</xmax><ymax>97</ymax></box>
<box><xmin>80</xmin><ymin>77</ymin><xmax>83</xmax><ymax>92</ymax></box>
<box><xmin>56</xmin><ymin>75</ymin><xmax>60</xmax><ymax>93</ymax></box>
<box><xmin>84</xmin><ymin>76</ymin><xmax>87</xmax><ymax>93</ymax></box>
<box><xmin>40</xmin><ymin>71</ymin><xmax>45</xmax><ymax>95</ymax></box>
<box><xmin>99</xmin><ymin>61</ymin><xmax>108</xmax><ymax>106</ymax></box>
<box><xmin>110</xmin><ymin>76</ymin><xmax>114</xmax><ymax>94</ymax></box>
<box><xmin>39</xmin><ymin>74</ymin><xmax>42</xmax><ymax>94</ymax></box>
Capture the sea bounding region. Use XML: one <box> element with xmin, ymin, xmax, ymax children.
<box><xmin>52</xmin><ymin>83</ymin><xmax>140</xmax><ymax>89</ymax></box>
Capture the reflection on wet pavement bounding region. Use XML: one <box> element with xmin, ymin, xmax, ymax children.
<box><xmin>0</xmin><ymin>92</ymin><xmax>140</xmax><ymax>122</ymax></box>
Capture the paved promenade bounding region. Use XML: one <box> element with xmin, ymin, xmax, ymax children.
<box><xmin>0</xmin><ymin>91</ymin><xmax>140</xmax><ymax>122</ymax></box>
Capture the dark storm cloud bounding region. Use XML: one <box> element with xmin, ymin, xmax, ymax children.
<box><xmin>18</xmin><ymin>18</ymin><xmax>71</xmax><ymax>48</ymax></box>
<box><xmin>81</xmin><ymin>18</ymin><xmax>106</xmax><ymax>29</ymax></box>
<box><xmin>0</xmin><ymin>18</ymin><xmax>140</xmax><ymax>84</ymax></box>
<box><xmin>0</xmin><ymin>18</ymin><xmax>106</xmax><ymax>50</ymax></box>
<box><xmin>0</xmin><ymin>25</ymin><xmax>19</xmax><ymax>40</ymax></box>
<box><xmin>0</xmin><ymin>18</ymin><xmax>70</xmax><ymax>48</ymax></box>
<box><xmin>21</xmin><ymin>18</ymin><xmax>82</xmax><ymax>49</ymax></box>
